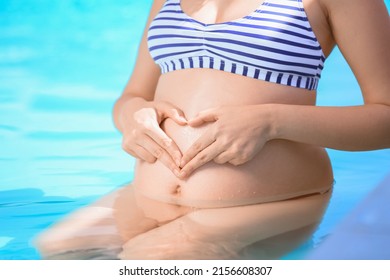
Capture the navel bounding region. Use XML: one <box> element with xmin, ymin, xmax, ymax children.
<box><xmin>171</xmin><ymin>184</ymin><xmax>182</xmax><ymax>196</ymax></box>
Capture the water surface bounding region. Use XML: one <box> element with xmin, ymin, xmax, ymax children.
<box><xmin>0</xmin><ymin>0</ymin><xmax>389</xmax><ymax>259</ymax></box>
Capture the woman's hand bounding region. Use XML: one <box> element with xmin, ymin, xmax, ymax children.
<box><xmin>179</xmin><ymin>105</ymin><xmax>274</xmax><ymax>178</ymax></box>
<box><xmin>120</xmin><ymin>98</ymin><xmax>187</xmax><ymax>176</ymax></box>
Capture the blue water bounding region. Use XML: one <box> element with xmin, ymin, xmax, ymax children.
<box><xmin>1</xmin><ymin>0</ymin><xmax>389</xmax><ymax>260</ymax></box>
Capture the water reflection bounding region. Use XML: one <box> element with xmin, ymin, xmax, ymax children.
<box><xmin>35</xmin><ymin>185</ymin><xmax>331</xmax><ymax>259</ymax></box>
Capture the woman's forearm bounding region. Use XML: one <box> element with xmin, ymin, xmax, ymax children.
<box><xmin>271</xmin><ymin>103</ymin><xmax>390</xmax><ymax>151</ymax></box>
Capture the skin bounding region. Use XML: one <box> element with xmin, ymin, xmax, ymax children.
<box><xmin>115</xmin><ymin>0</ymin><xmax>390</xmax><ymax>176</ymax></box>
<box><xmin>113</xmin><ymin>0</ymin><xmax>390</xmax><ymax>204</ymax></box>
<box><xmin>35</xmin><ymin>0</ymin><xmax>390</xmax><ymax>259</ymax></box>
<box><xmin>35</xmin><ymin>185</ymin><xmax>331</xmax><ymax>259</ymax></box>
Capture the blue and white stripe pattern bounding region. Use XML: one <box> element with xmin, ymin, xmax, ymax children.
<box><xmin>147</xmin><ymin>0</ymin><xmax>325</xmax><ymax>90</ymax></box>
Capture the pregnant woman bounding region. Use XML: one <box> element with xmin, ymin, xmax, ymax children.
<box><xmin>36</xmin><ymin>0</ymin><xmax>390</xmax><ymax>259</ymax></box>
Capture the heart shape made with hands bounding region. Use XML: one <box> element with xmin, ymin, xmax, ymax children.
<box><xmin>161</xmin><ymin>117</ymin><xmax>212</xmax><ymax>158</ymax></box>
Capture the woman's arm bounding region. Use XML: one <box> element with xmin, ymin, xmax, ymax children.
<box><xmin>179</xmin><ymin>0</ymin><xmax>390</xmax><ymax>178</ymax></box>
<box><xmin>272</xmin><ymin>0</ymin><xmax>390</xmax><ymax>151</ymax></box>
<box><xmin>113</xmin><ymin>1</ymin><xmax>164</xmax><ymax>122</ymax></box>
<box><xmin>273</xmin><ymin>104</ymin><xmax>390</xmax><ymax>151</ymax></box>
<box><xmin>113</xmin><ymin>0</ymin><xmax>186</xmax><ymax>174</ymax></box>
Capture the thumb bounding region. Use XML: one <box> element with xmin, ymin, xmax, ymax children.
<box><xmin>167</xmin><ymin>108</ymin><xmax>188</xmax><ymax>125</ymax></box>
<box><xmin>188</xmin><ymin>108</ymin><xmax>219</xmax><ymax>127</ymax></box>
<box><xmin>157</xmin><ymin>102</ymin><xmax>187</xmax><ymax>125</ymax></box>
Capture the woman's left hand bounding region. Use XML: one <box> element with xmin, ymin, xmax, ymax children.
<box><xmin>179</xmin><ymin>104</ymin><xmax>275</xmax><ymax>178</ymax></box>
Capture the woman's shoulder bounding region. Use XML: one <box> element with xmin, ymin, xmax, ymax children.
<box><xmin>319</xmin><ymin>0</ymin><xmax>390</xmax><ymax>102</ymax></box>
<box><xmin>318</xmin><ymin>0</ymin><xmax>387</xmax><ymax>14</ymax></box>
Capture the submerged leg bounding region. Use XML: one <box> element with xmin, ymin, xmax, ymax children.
<box><xmin>34</xmin><ymin>190</ymin><xmax>123</xmax><ymax>259</ymax></box>
<box><xmin>33</xmin><ymin>184</ymin><xmax>191</xmax><ymax>259</ymax></box>
<box><xmin>120</xmin><ymin>190</ymin><xmax>332</xmax><ymax>260</ymax></box>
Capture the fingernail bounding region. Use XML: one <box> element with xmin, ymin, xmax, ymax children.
<box><xmin>175</xmin><ymin>152</ymin><xmax>182</xmax><ymax>166</ymax></box>
<box><xmin>164</xmin><ymin>138</ymin><xmax>172</xmax><ymax>145</ymax></box>
<box><xmin>180</xmin><ymin>159</ymin><xmax>186</xmax><ymax>168</ymax></box>
<box><xmin>173</xmin><ymin>169</ymin><xmax>181</xmax><ymax>177</ymax></box>
<box><xmin>178</xmin><ymin>116</ymin><xmax>187</xmax><ymax>123</ymax></box>
<box><xmin>188</xmin><ymin>120</ymin><xmax>196</xmax><ymax>127</ymax></box>
<box><xmin>180</xmin><ymin>170</ymin><xmax>188</xmax><ymax>178</ymax></box>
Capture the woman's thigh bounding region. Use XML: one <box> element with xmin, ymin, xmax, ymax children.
<box><xmin>34</xmin><ymin>184</ymin><xmax>192</xmax><ymax>259</ymax></box>
<box><xmin>120</xmin><ymin>189</ymin><xmax>332</xmax><ymax>259</ymax></box>
<box><xmin>35</xmin><ymin>185</ymin><xmax>331</xmax><ymax>259</ymax></box>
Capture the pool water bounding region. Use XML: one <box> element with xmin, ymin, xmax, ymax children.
<box><xmin>0</xmin><ymin>0</ymin><xmax>389</xmax><ymax>260</ymax></box>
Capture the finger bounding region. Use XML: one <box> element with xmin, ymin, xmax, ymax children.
<box><xmin>158</xmin><ymin>102</ymin><xmax>187</xmax><ymax>125</ymax></box>
<box><xmin>188</xmin><ymin>108</ymin><xmax>219</xmax><ymax>127</ymax></box>
<box><xmin>180</xmin><ymin>132</ymin><xmax>216</xmax><ymax>167</ymax></box>
<box><xmin>144</xmin><ymin>124</ymin><xmax>182</xmax><ymax>166</ymax></box>
<box><xmin>158</xmin><ymin>152</ymin><xmax>182</xmax><ymax>177</ymax></box>
<box><xmin>140</xmin><ymin>135</ymin><xmax>181</xmax><ymax>176</ymax></box>
<box><xmin>228</xmin><ymin>151</ymin><xmax>252</xmax><ymax>166</ymax></box>
<box><xmin>121</xmin><ymin>137</ymin><xmax>140</xmax><ymax>159</ymax></box>
<box><xmin>213</xmin><ymin>151</ymin><xmax>233</xmax><ymax>164</ymax></box>
<box><xmin>166</xmin><ymin>108</ymin><xmax>188</xmax><ymax>125</ymax></box>
<box><xmin>133</xmin><ymin>145</ymin><xmax>157</xmax><ymax>164</ymax></box>
<box><xmin>179</xmin><ymin>142</ymin><xmax>221</xmax><ymax>178</ymax></box>
<box><xmin>228</xmin><ymin>145</ymin><xmax>259</xmax><ymax>166</ymax></box>
<box><xmin>229</xmin><ymin>158</ymin><xmax>247</xmax><ymax>166</ymax></box>
<box><xmin>121</xmin><ymin>140</ymin><xmax>135</xmax><ymax>156</ymax></box>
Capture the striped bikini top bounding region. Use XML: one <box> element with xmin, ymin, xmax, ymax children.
<box><xmin>147</xmin><ymin>0</ymin><xmax>325</xmax><ymax>90</ymax></box>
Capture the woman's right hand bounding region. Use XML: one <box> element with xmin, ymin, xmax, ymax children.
<box><xmin>119</xmin><ymin>98</ymin><xmax>187</xmax><ymax>176</ymax></box>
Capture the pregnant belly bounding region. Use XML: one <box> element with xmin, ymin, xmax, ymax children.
<box><xmin>132</xmin><ymin>118</ymin><xmax>333</xmax><ymax>208</ymax></box>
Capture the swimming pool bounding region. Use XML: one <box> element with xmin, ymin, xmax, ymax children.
<box><xmin>1</xmin><ymin>0</ymin><xmax>389</xmax><ymax>260</ymax></box>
